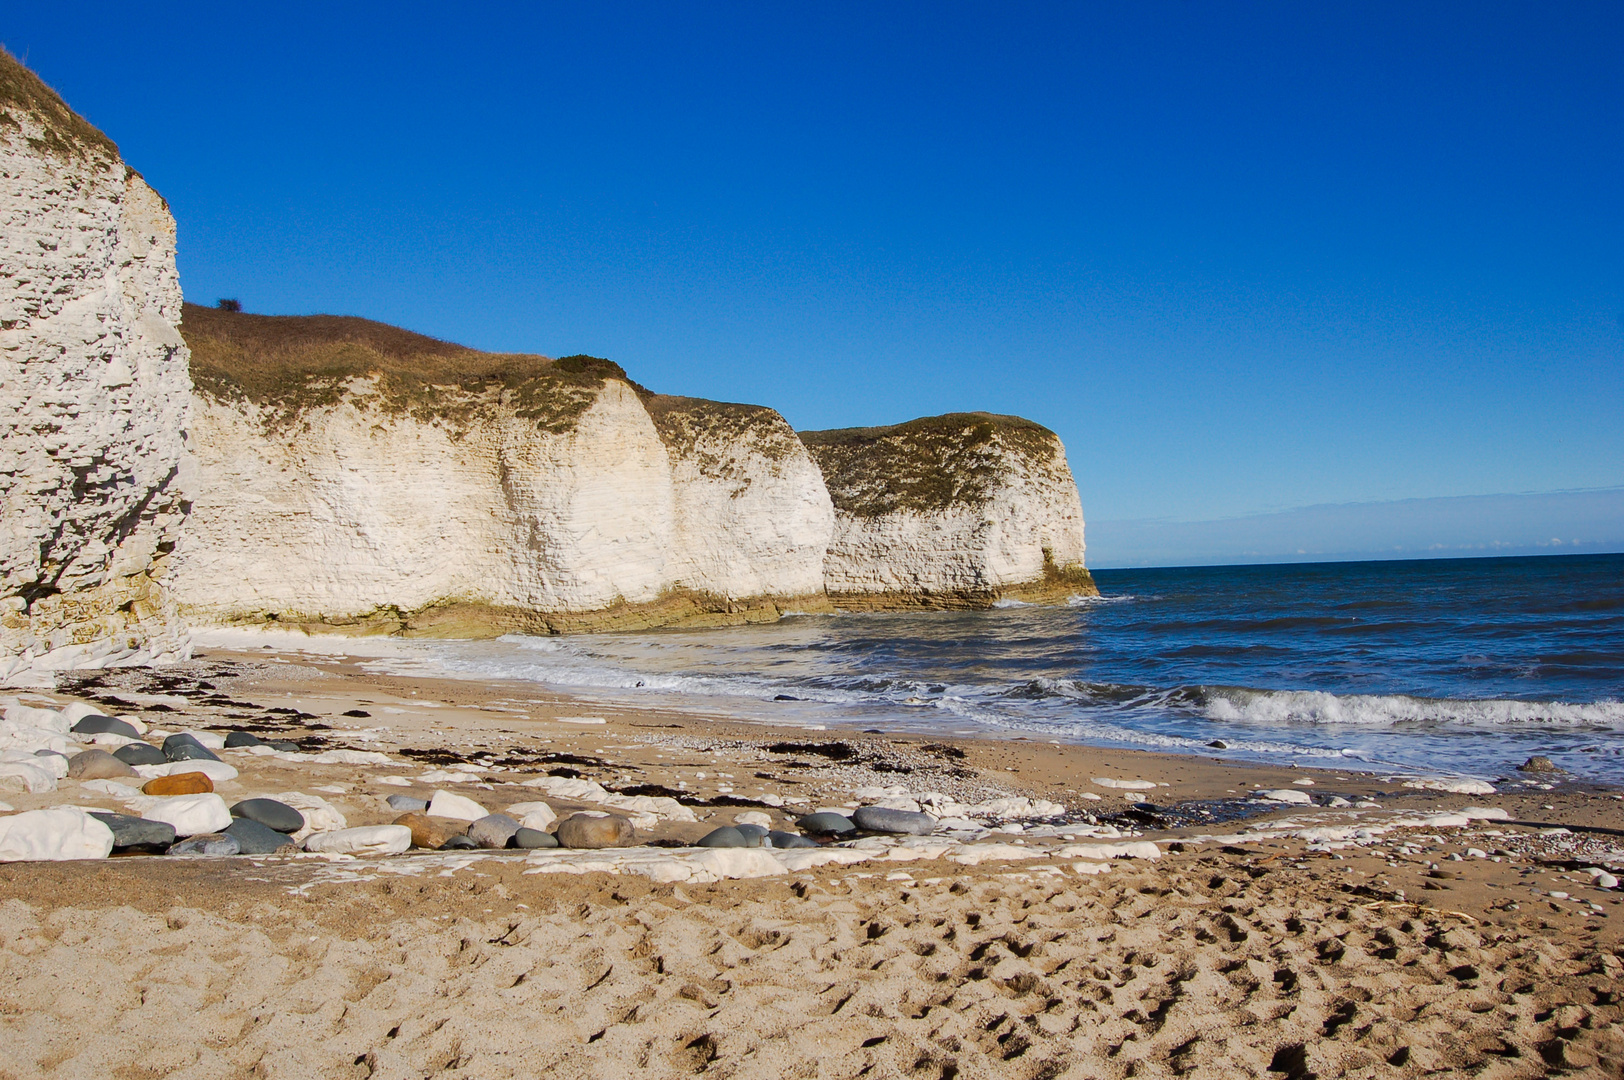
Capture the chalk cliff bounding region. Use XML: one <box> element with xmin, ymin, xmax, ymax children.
<box><xmin>802</xmin><ymin>414</ymin><xmax>1096</xmax><ymax>607</ymax></box>
<box><xmin>0</xmin><ymin>52</ymin><xmax>192</xmax><ymax>683</ymax></box>
<box><xmin>173</xmin><ymin>308</ymin><xmax>836</xmax><ymax>632</ymax></box>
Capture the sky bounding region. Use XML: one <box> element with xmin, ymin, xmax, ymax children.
<box><xmin>6</xmin><ymin>2</ymin><xmax>1622</xmax><ymax>563</ymax></box>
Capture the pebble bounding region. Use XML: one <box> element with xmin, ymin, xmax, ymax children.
<box><xmin>304</xmin><ymin>825</ymin><xmax>413</xmax><ymax>855</ymax></box>
<box><xmin>1520</xmin><ymin>756</ymin><xmax>1560</xmax><ymax>773</ymax></box>
<box><xmin>513</xmin><ymin>827</ymin><xmax>558</xmax><ymax>849</ymax></box>
<box><xmin>797</xmin><ymin>812</ymin><xmax>856</xmax><ymax>836</ymax></box>
<box><xmin>426</xmin><ymin>790</ymin><xmax>487</xmax><ymax>822</ymax></box>
<box><xmin>223</xmin><ymin>731</ymin><xmax>263</xmax><ymax>748</ymax></box>
<box><xmin>1255</xmin><ymin>788</ymin><xmax>1314</xmax><ymax>804</ymax></box>
<box><xmin>852</xmin><ymin>806</ymin><xmax>938</xmax><ymax>836</ymax></box>
<box><xmin>468</xmin><ymin>813</ymin><xmax>522</xmax><ymax>849</ymax></box>
<box><xmin>168</xmin><ymin>833</ymin><xmax>241</xmax><ymax>857</ymax></box>
<box><xmin>555</xmin><ymin>813</ymin><xmax>635</xmax><ymax>849</ymax></box>
<box><xmin>733</xmin><ymin>811</ymin><xmax>773</xmax><ymax>828</ymax></box>
<box><xmin>386</xmin><ymin>794</ymin><xmax>429</xmax><ymax>813</ymax></box>
<box><xmin>141</xmin><ymin>793</ymin><xmax>233</xmax><ymax>837</ymax></box>
<box><xmin>224</xmin><ymin>816</ymin><xmax>295</xmax><ymax>854</ymax></box>
<box><xmin>162</xmin><ymin>734</ymin><xmax>221</xmax><ymax>764</ymax></box>
<box><xmin>142</xmin><ymin>772</ymin><xmax>214</xmax><ymax>796</ymax></box>
<box><xmin>88</xmin><ymin>812</ymin><xmax>176</xmax><ymax>849</ymax></box>
<box><xmin>767</xmin><ymin>830</ymin><xmax>818</xmax><ymax>849</ymax></box>
<box><xmin>394</xmin><ymin>812</ymin><xmax>460</xmax><ymax>849</ymax></box>
<box><xmin>113</xmin><ymin>743</ymin><xmax>166</xmax><ymax>767</ymax></box>
<box><xmin>735</xmin><ymin>823</ymin><xmax>769</xmax><ymax>843</ymax></box>
<box><xmin>0</xmin><ymin>808</ymin><xmax>114</xmax><ymax>862</ymax></box>
<box><xmin>441</xmin><ymin>834</ymin><xmax>479</xmax><ymax>849</ymax></box>
<box><xmin>1586</xmin><ymin>868</ymin><xmax>1620</xmax><ymax>889</ymax></box>
<box><xmin>505</xmin><ymin>801</ymin><xmax>557</xmax><ymax>830</ymax></box>
<box><xmin>69</xmin><ymin>715</ymin><xmax>141</xmax><ymax>739</ymax></box>
<box><xmin>229</xmin><ymin>798</ymin><xmax>305</xmax><ymax>833</ymax></box>
<box><xmin>697</xmin><ymin>826</ymin><xmax>753</xmax><ymax>848</ymax></box>
<box><xmin>267</xmin><ymin>742</ymin><xmax>303</xmax><ymax>753</ymax></box>
<box><xmin>67</xmin><ymin>749</ymin><xmax>135</xmax><ymax>780</ymax></box>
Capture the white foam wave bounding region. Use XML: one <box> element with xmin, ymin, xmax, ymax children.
<box><xmin>1203</xmin><ymin>688</ymin><xmax>1624</xmax><ymax>728</ymax></box>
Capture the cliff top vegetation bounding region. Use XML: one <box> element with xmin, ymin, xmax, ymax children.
<box><xmin>800</xmin><ymin>413</ymin><xmax>1063</xmax><ymax>517</ymax></box>
<box><xmin>640</xmin><ymin>394</ymin><xmax>802</xmax><ymax>468</ymax></box>
<box><xmin>181</xmin><ymin>303</ymin><xmax>634</xmax><ymax>433</ymax></box>
<box><xmin>0</xmin><ymin>48</ymin><xmax>120</xmax><ymax>162</ymax></box>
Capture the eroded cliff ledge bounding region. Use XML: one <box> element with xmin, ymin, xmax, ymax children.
<box><xmin>0</xmin><ymin>51</ymin><xmax>192</xmax><ymax>683</ymax></box>
<box><xmin>173</xmin><ymin>306</ymin><xmax>835</xmax><ymax>634</ymax></box>
<box><xmin>801</xmin><ymin>414</ymin><xmax>1096</xmax><ymax>608</ymax></box>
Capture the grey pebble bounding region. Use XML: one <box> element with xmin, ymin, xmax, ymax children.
<box><xmin>767</xmin><ymin>830</ymin><xmax>817</xmax><ymax>849</ymax></box>
<box><xmin>513</xmin><ymin>827</ymin><xmax>558</xmax><ymax>849</ymax></box>
<box><xmin>468</xmin><ymin>813</ymin><xmax>522</xmax><ymax>849</ymax></box>
<box><xmin>225</xmin><ymin>817</ymin><xmax>295</xmax><ymax>854</ymax></box>
<box><xmin>67</xmin><ymin>749</ymin><xmax>136</xmax><ymax>780</ymax></box>
<box><xmin>441</xmin><ymin>834</ymin><xmax>479</xmax><ymax>850</ymax></box>
<box><xmin>162</xmin><ymin>734</ymin><xmax>221</xmax><ymax>763</ymax></box>
<box><xmin>796</xmin><ymin>812</ymin><xmax>856</xmax><ymax>836</ymax></box>
<box><xmin>229</xmin><ymin>798</ymin><xmax>305</xmax><ymax>834</ymax></box>
<box><xmin>697</xmin><ymin>826</ymin><xmax>753</xmax><ymax>848</ymax></box>
<box><xmin>70</xmin><ymin>714</ymin><xmax>140</xmax><ymax>739</ymax></box>
<box><xmin>852</xmin><ymin>806</ymin><xmax>938</xmax><ymax>836</ymax></box>
<box><xmin>387</xmin><ymin>794</ymin><xmax>429</xmax><ymax>812</ymax></box>
<box><xmin>113</xmin><ymin>742</ymin><xmax>166</xmax><ymax>767</ymax></box>
<box><xmin>223</xmin><ymin>731</ymin><xmax>263</xmax><ymax>748</ymax></box>
<box><xmin>167</xmin><ymin>833</ymin><xmax>241</xmax><ymax>857</ymax></box>
<box><xmin>89</xmin><ymin>812</ymin><xmax>175</xmax><ymax>849</ymax></box>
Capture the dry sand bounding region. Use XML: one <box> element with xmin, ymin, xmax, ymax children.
<box><xmin>1</xmin><ymin>648</ymin><xmax>1621</xmax><ymax>1078</ymax></box>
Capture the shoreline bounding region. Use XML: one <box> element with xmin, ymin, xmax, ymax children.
<box><xmin>3</xmin><ymin>645</ymin><xmax>1622</xmax><ymax>1077</ymax></box>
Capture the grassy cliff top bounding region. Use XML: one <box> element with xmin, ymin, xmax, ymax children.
<box><xmin>800</xmin><ymin>412</ymin><xmax>1064</xmax><ymax>517</ymax></box>
<box><xmin>0</xmin><ymin>48</ymin><xmax>120</xmax><ymax>162</ymax></box>
<box><xmin>181</xmin><ymin>303</ymin><xmax>633</xmax><ymax>432</ymax></box>
<box><xmin>642</xmin><ymin>393</ymin><xmax>800</xmax><ymax>456</ymax></box>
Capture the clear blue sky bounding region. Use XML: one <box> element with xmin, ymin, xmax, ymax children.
<box><xmin>7</xmin><ymin>3</ymin><xmax>1621</xmax><ymax>555</ymax></box>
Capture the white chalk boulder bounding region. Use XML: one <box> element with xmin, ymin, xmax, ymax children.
<box><xmin>428</xmin><ymin>790</ymin><xmax>488</xmax><ymax>821</ymax></box>
<box><xmin>305</xmin><ymin>825</ymin><xmax>412</xmax><ymax>855</ymax></box>
<box><xmin>505</xmin><ymin>801</ymin><xmax>557</xmax><ymax>830</ymax></box>
<box><xmin>0</xmin><ymin>807</ymin><xmax>115</xmax><ymax>862</ymax></box>
<box><xmin>141</xmin><ymin>794</ymin><xmax>233</xmax><ymax>837</ymax></box>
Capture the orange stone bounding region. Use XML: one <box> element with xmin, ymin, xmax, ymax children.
<box><xmin>394</xmin><ymin>811</ymin><xmax>458</xmax><ymax>849</ymax></box>
<box><xmin>142</xmin><ymin>771</ymin><xmax>213</xmax><ymax>796</ymax></box>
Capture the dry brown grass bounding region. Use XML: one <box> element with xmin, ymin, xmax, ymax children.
<box><xmin>0</xmin><ymin>47</ymin><xmax>120</xmax><ymax>162</ymax></box>
<box><xmin>800</xmin><ymin>412</ymin><xmax>1063</xmax><ymax>517</ymax></box>
<box><xmin>181</xmin><ymin>303</ymin><xmax>632</xmax><ymax>433</ymax></box>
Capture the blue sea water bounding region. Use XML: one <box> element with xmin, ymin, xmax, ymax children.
<box><xmin>318</xmin><ymin>553</ymin><xmax>1624</xmax><ymax>783</ymax></box>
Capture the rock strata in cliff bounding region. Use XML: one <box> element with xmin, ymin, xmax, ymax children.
<box><xmin>0</xmin><ymin>51</ymin><xmax>192</xmax><ymax>684</ymax></box>
<box><xmin>175</xmin><ymin>307</ymin><xmax>834</xmax><ymax>633</ymax></box>
<box><xmin>801</xmin><ymin>413</ymin><xmax>1096</xmax><ymax>608</ymax></box>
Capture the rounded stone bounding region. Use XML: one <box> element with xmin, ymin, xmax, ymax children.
<box><xmin>1520</xmin><ymin>755</ymin><xmax>1560</xmax><ymax>773</ymax></box>
<box><xmin>394</xmin><ymin>812</ymin><xmax>458</xmax><ymax>849</ymax></box>
<box><xmin>467</xmin><ymin>813</ymin><xmax>522</xmax><ymax>849</ymax></box>
<box><xmin>386</xmin><ymin>794</ymin><xmax>429</xmax><ymax>813</ymax></box>
<box><xmin>163</xmin><ymin>735</ymin><xmax>221</xmax><ymax>764</ymax></box>
<box><xmin>697</xmin><ymin>826</ymin><xmax>750</xmax><ymax>848</ymax></box>
<box><xmin>89</xmin><ymin>812</ymin><xmax>176</xmax><ymax>849</ymax></box>
<box><xmin>67</xmin><ymin>749</ymin><xmax>136</xmax><ymax>780</ymax></box>
<box><xmin>304</xmin><ymin>825</ymin><xmax>412</xmax><ymax>855</ymax></box>
<box><xmin>167</xmin><ymin>833</ymin><xmax>241</xmax><ymax>857</ymax></box>
<box><xmin>267</xmin><ymin>741</ymin><xmax>303</xmax><ymax>753</ymax></box>
<box><xmin>513</xmin><ymin>827</ymin><xmax>558</xmax><ymax>849</ymax></box>
<box><xmin>554</xmin><ymin>813</ymin><xmax>635</xmax><ymax>849</ymax></box>
<box><xmin>224</xmin><ymin>816</ymin><xmax>294</xmax><ymax>854</ymax></box>
<box><xmin>229</xmin><ymin>798</ymin><xmax>305</xmax><ymax>834</ymax></box>
<box><xmin>852</xmin><ymin>806</ymin><xmax>938</xmax><ymax>835</ymax></box>
<box><xmin>143</xmin><ymin>772</ymin><xmax>215</xmax><ymax>796</ymax></box>
<box><xmin>735</xmin><ymin>823</ymin><xmax>769</xmax><ymax>843</ymax></box>
<box><xmin>796</xmin><ymin>812</ymin><xmax>856</xmax><ymax>836</ymax></box>
<box><xmin>113</xmin><ymin>743</ymin><xmax>166</xmax><ymax>767</ymax></box>
<box><xmin>141</xmin><ymin>793</ymin><xmax>233</xmax><ymax>837</ymax></box>
<box><xmin>223</xmin><ymin>731</ymin><xmax>263</xmax><ymax>748</ymax></box>
<box><xmin>441</xmin><ymin>833</ymin><xmax>479</xmax><ymax>850</ymax></box>
<box><xmin>70</xmin><ymin>715</ymin><xmax>140</xmax><ymax>739</ymax></box>
<box><xmin>767</xmin><ymin>830</ymin><xmax>818</xmax><ymax>849</ymax></box>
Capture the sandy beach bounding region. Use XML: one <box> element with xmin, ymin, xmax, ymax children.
<box><xmin>0</xmin><ymin>647</ymin><xmax>1620</xmax><ymax>1078</ymax></box>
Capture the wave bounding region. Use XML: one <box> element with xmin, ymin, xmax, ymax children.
<box><xmin>1199</xmin><ymin>687</ymin><xmax>1624</xmax><ymax>728</ymax></box>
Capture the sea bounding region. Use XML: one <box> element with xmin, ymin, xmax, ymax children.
<box><xmin>219</xmin><ymin>553</ymin><xmax>1624</xmax><ymax>785</ymax></box>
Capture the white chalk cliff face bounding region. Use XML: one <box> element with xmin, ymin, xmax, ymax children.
<box><xmin>802</xmin><ymin>415</ymin><xmax>1093</xmax><ymax>604</ymax></box>
<box><xmin>644</xmin><ymin>396</ymin><xmax>834</xmax><ymax>600</ymax></box>
<box><xmin>172</xmin><ymin>315</ymin><xmax>836</xmax><ymax>629</ymax></box>
<box><xmin>0</xmin><ymin>54</ymin><xmax>193</xmax><ymax>683</ymax></box>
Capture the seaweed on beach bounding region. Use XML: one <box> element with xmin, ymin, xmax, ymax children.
<box><xmin>764</xmin><ymin>741</ymin><xmax>857</xmax><ymax>760</ymax></box>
